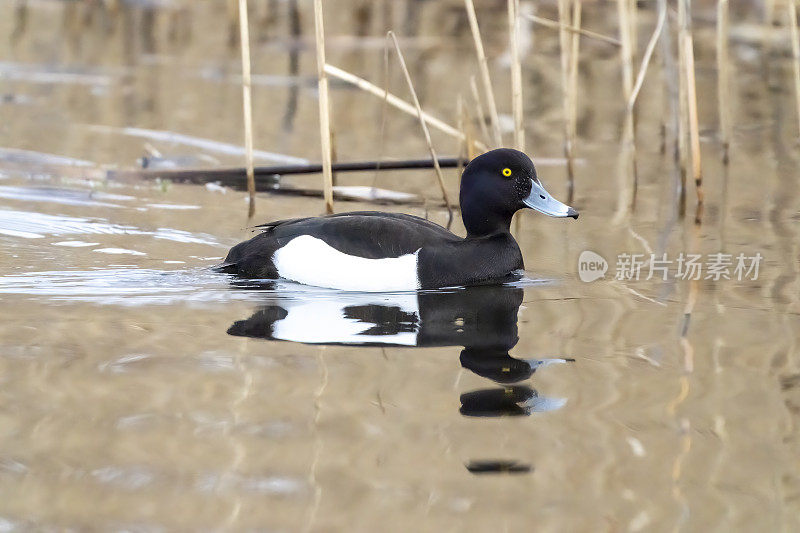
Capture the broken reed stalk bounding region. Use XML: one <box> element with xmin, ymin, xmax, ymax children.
<box><xmin>464</xmin><ymin>0</ymin><xmax>503</xmax><ymax>147</ymax></box>
<box><xmin>469</xmin><ymin>76</ymin><xmax>491</xmax><ymax>147</ymax></box>
<box><xmin>628</xmin><ymin>0</ymin><xmax>667</xmax><ymax>108</ymax></box>
<box><xmin>237</xmin><ymin>0</ymin><xmax>256</xmax><ymax>218</ymax></box>
<box><xmin>388</xmin><ymin>32</ymin><xmax>452</xmax><ymax>219</ymax></box>
<box><xmin>680</xmin><ymin>0</ymin><xmax>704</xmax><ymax>213</ymax></box>
<box><xmin>622</xmin><ymin>0</ymin><xmax>664</xmax><ymax>211</ymax></box>
<box><xmin>508</xmin><ymin>0</ymin><xmax>525</xmax><ymax>151</ymax></box>
<box><xmin>789</xmin><ymin>0</ymin><xmax>800</xmax><ymax>137</ymax></box>
<box><xmin>717</xmin><ymin>0</ymin><xmax>731</xmax><ymax>163</ymax></box>
<box><xmin>313</xmin><ymin>0</ymin><xmax>334</xmax><ymax>214</ymax></box>
<box><xmin>324</xmin><ymin>64</ymin><xmax>487</xmax><ymax>151</ymax></box>
<box><xmin>522</xmin><ymin>13</ymin><xmax>620</xmax><ymax>47</ymax></box>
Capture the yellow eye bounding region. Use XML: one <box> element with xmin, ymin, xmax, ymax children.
<box><xmin>502</xmin><ymin>167</ymin><xmax>512</xmax><ymax>177</ymax></box>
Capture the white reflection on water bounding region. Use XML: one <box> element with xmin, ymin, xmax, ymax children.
<box><xmin>0</xmin><ymin>269</ymin><xmax>230</xmax><ymax>304</ymax></box>
<box><xmin>0</xmin><ymin>209</ymin><xmax>220</xmax><ymax>246</ymax></box>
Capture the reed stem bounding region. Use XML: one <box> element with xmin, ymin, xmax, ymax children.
<box><xmin>677</xmin><ymin>0</ymin><xmax>689</xmax><ymax>214</ymax></box>
<box><xmin>788</xmin><ymin>0</ymin><xmax>800</xmax><ymax>137</ymax></box>
<box><xmin>313</xmin><ymin>0</ymin><xmax>334</xmax><ymax>214</ymax></box>
<box><xmin>616</xmin><ymin>0</ymin><xmax>636</xmax><ymax>213</ymax></box>
<box><xmin>388</xmin><ymin>32</ymin><xmax>452</xmax><ymax>220</ymax></box>
<box><xmin>717</xmin><ymin>0</ymin><xmax>731</xmax><ymax>163</ymax></box>
<box><xmin>464</xmin><ymin>0</ymin><xmax>503</xmax><ymax>147</ymax></box>
<box><xmin>237</xmin><ymin>0</ymin><xmax>256</xmax><ymax>218</ymax></box>
<box><xmin>508</xmin><ymin>0</ymin><xmax>525</xmax><ymax>151</ymax></box>
<box><xmin>681</xmin><ymin>0</ymin><xmax>704</xmax><ymax>211</ymax></box>
<box><xmin>628</xmin><ymin>0</ymin><xmax>667</xmax><ymax>109</ymax></box>
<box><xmin>522</xmin><ymin>13</ymin><xmax>620</xmax><ymax>47</ymax></box>
<box><xmin>469</xmin><ymin>76</ymin><xmax>491</xmax><ymax>147</ymax></box>
<box><xmin>324</xmin><ymin>64</ymin><xmax>486</xmax><ymax>151</ymax></box>
<box><xmin>557</xmin><ymin>0</ymin><xmax>580</xmax><ymax>187</ymax></box>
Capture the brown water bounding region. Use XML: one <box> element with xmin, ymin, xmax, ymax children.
<box><xmin>2</xmin><ymin>1</ymin><xmax>799</xmax><ymax>531</ymax></box>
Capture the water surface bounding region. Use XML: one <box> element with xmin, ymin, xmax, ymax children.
<box><xmin>1</xmin><ymin>1</ymin><xmax>799</xmax><ymax>531</ymax></box>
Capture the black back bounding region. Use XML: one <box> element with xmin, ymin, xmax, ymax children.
<box><xmin>218</xmin><ymin>211</ymin><xmax>460</xmax><ymax>279</ymax></box>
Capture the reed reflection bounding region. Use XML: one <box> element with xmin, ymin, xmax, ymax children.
<box><xmin>228</xmin><ymin>282</ymin><xmax>573</xmax><ymax>474</ymax></box>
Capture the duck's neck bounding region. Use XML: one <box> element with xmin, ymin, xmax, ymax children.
<box><xmin>461</xmin><ymin>200</ymin><xmax>515</xmax><ymax>238</ymax></box>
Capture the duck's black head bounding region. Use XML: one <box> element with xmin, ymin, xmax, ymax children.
<box><xmin>459</xmin><ymin>148</ymin><xmax>578</xmax><ymax>237</ymax></box>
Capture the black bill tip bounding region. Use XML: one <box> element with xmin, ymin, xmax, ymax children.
<box><xmin>567</xmin><ymin>207</ymin><xmax>579</xmax><ymax>219</ymax></box>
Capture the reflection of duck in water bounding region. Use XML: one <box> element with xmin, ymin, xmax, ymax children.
<box><xmin>228</xmin><ymin>283</ymin><xmax>572</xmax><ymax>475</ymax></box>
<box><xmin>228</xmin><ymin>283</ymin><xmax>522</xmax><ymax>348</ymax></box>
<box><xmin>228</xmin><ymin>283</ymin><xmax>571</xmax><ymax>397</ymax></box>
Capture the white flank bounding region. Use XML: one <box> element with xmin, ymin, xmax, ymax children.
<box><xmin>272</xmin><ymin>235</ymin><xmax>419</xmax><ymax>292</ymax></box>
<box><xmin>272</xmin><ymin>294</ymin><xmax>420</xmax><ymax>345</ymax></box>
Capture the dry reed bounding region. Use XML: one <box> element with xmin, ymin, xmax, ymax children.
<box><xmin>567</xmin><ymin>1</ymin><xmax>582</xmax><ymax>200</ymax></box>
<box><xmin>457</xmin><ymin>94</ymin><xmax>466</xmax><ymax>164</ymax></box>
<box><xmin>680</xmin><ymin>0</ymin><xmax>704</xmax><ymax>215</ymax></box>
<box><xmin>628</xmin><ymin>0</ymin><xmax>638</xmax><ymax>58</ymax></box>
<box><xmin>659</xmin><ymin>0</ymin><xmax>679</xmax><ymax>165</ymax></box>
<box><xmin>789</xmin><ymin>0</ymin><xmax>800</xmax><ymax>137</ymax></box>
<box><xmin>324</xmin><ymin>64</ymin><xmax>487</xmax><ymax>151</ymax></box>
<box><xmin>313</xmin><ymin>0</ymin><xmax>334</xmax><ymax>214</ymax></box>
<box><xmin>464</xmin><ymin>0</ymin><xmax>503</xmax><ymax>147</ymax></box>
<box><xmin>522</xmin><ymin>13</ymin><xmax>620</xmax><ymax>47</ymax></box>
<box><xmin>469</xmin><ymin>76</ymin><xmax>491</xmax><ymax>147</ymax></box>
<box><xmin>464</xmin><ymin>0</ymin><xmax>503</xmax><ymax>148</ymax></box>
<box><xmin>628</xmin><ymin>0</ymin><xmax>666</xmax><ymax>107</ymax></box>
<box><xmin>717</xmin><ymin>0</ymin><xmax>731</xmax><ymax>163</ymax></box>
<box><xmin>617</xmin><ymin>0</ymin><xmax>634</xmax><ymax>111</ymax></box>
<box><xmin>557</xmin><ymin>0</ymin><xmax>580</xmax><ymax>188</ymax></box>
<box><xmin>616</xmin><ymin>0</ymin><xmax>636</xmax><ymax>215</ymax></box>
<box><xmin>237</xmin><ymin>0</ymin><xmax>256</xmax><ymax>218</ymax></box>
<box><xmin>388</xmin><ymin>32</ymin><xmax>452</xmax><ymax>219</ymax></box>
<box><xmin>508</xmin><ymin>0</ymin><xmax>525</xmax><ymax>151</ymax></box>
<box><xmin>458</xmin><ymin>94</ymin><xmax>479</xmax><ymax>161</ymax></box>
<box><xmin>677</xmin><ymin>0</ymin><xmax>689</xmax><ymax>214</ymax></box>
